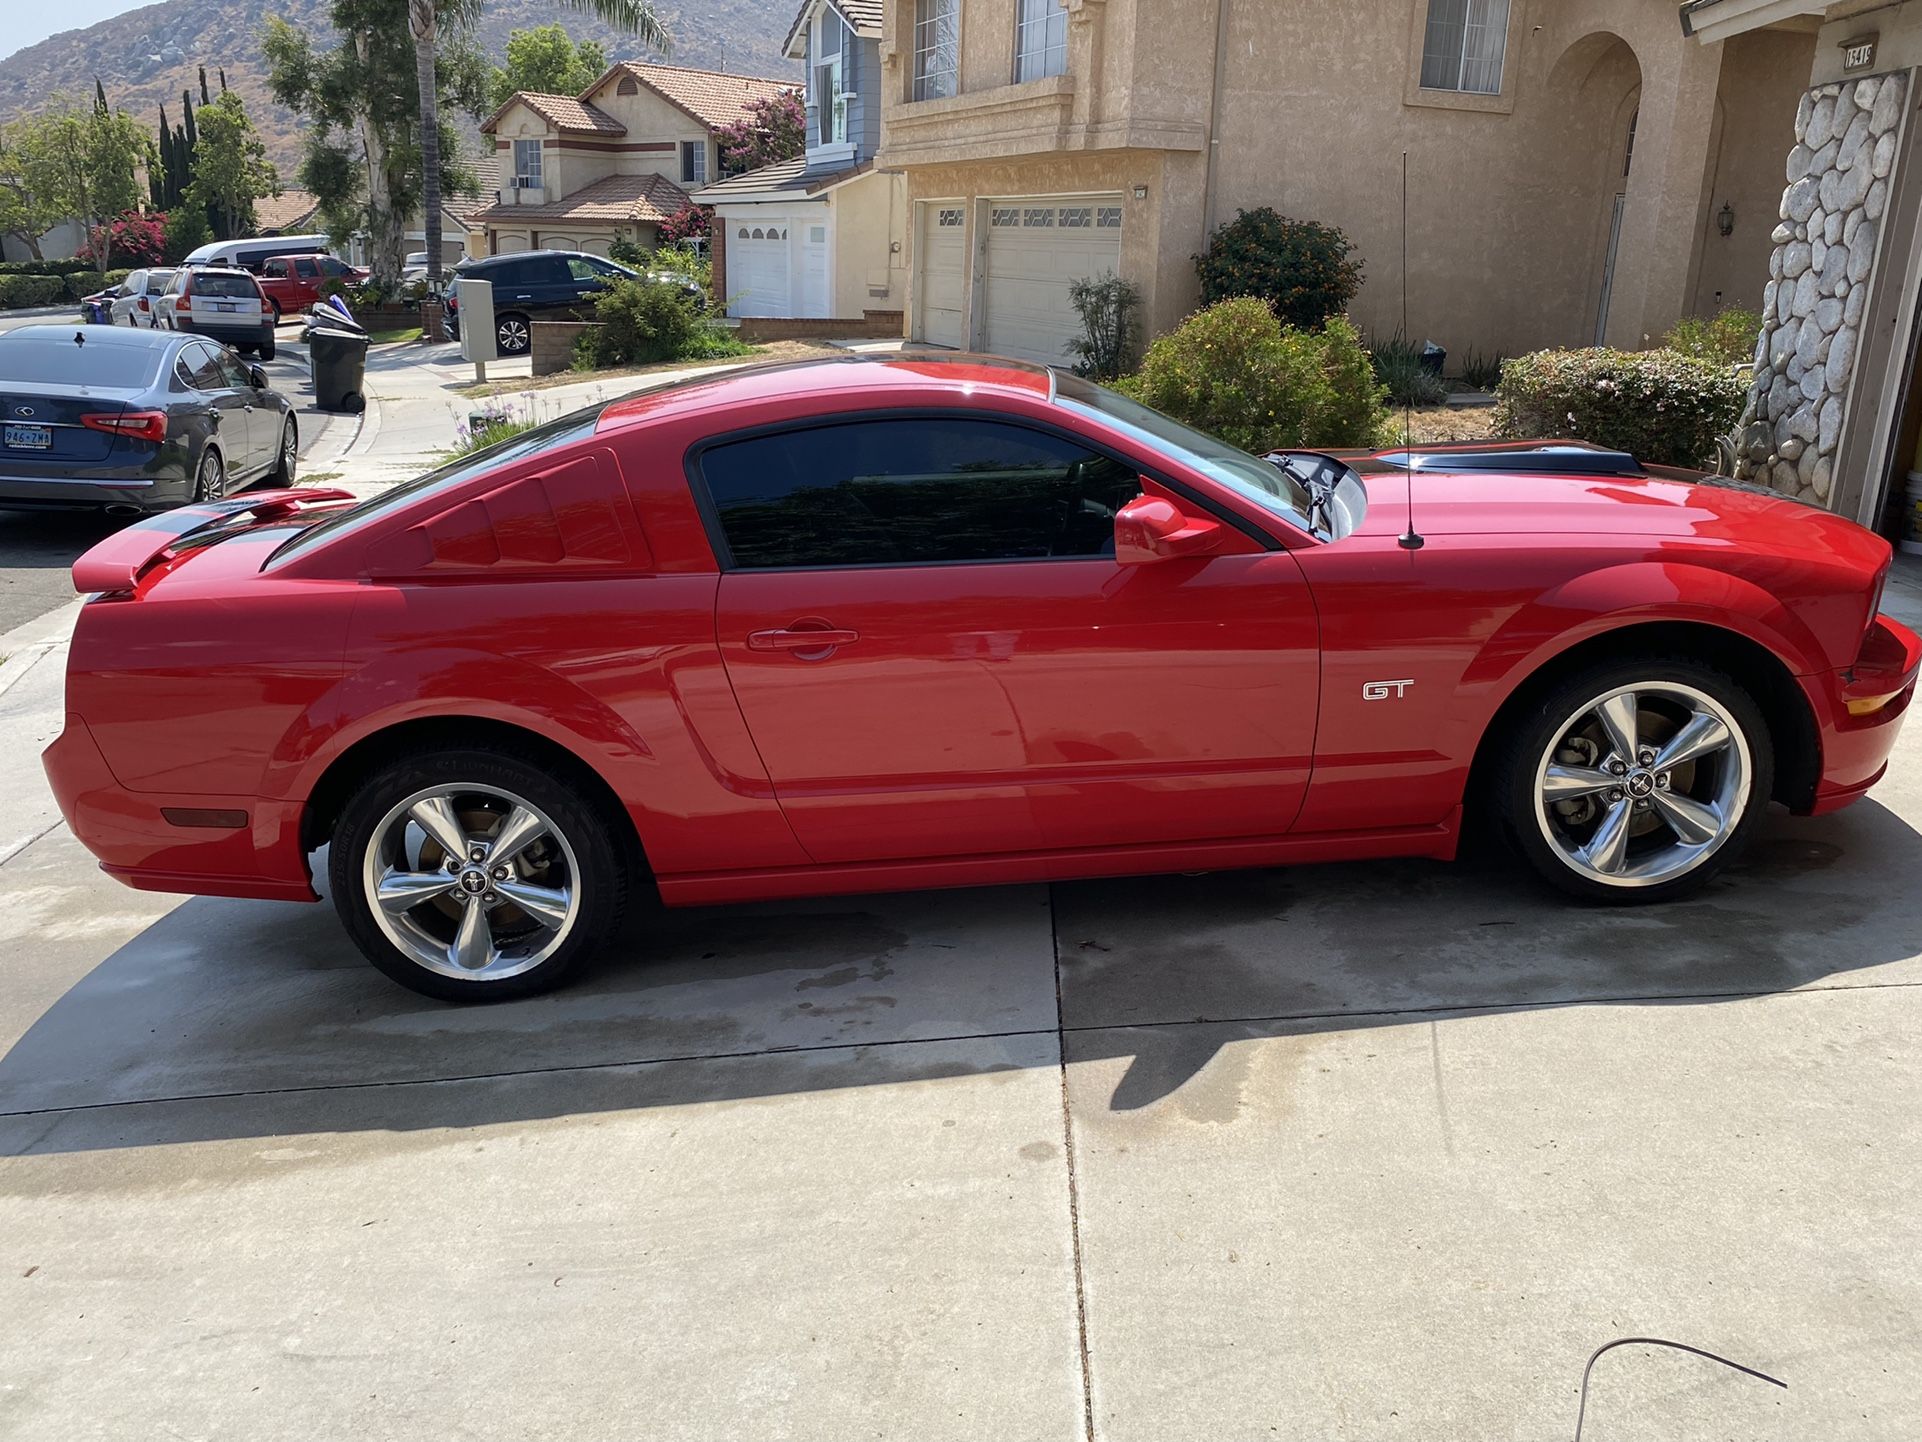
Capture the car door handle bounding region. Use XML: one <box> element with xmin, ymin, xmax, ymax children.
<box><xmin>748</xmin><ymin>626</ymin><xmax>860</xmax><ymax>654</ymax></box>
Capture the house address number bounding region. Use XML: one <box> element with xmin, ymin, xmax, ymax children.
<box><xmin>1842</xmin><ymin>34</ymin><xmax>1878</xmax><ymax>72</ymax></box>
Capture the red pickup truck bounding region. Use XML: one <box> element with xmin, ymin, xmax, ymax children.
<box><xmin>257</xmin><ymin>253</ymin><xmax>368</xmax><ymax>321</ymax></box>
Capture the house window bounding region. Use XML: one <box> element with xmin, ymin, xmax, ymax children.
<box><xmin>991</xmin><ymin>207</ymin><xmax>1020</xmax><ymax>227</ymax></box>
<box><xmin>938</xmin><ymin>207</ymin><xmax>964</xmax><ymax>227</ymax></box>
<box><xmin>1022</xmin><ymin>207</ymin><xmax>1054</xmax><ymax>227</ymax></box>
<box><xmin>913</xmin><ymin>0</ymin><xmax>960</xmax><ymax>101</ymax></box>
<box><xmin>1096</xmin><ymin>206</ymin><xmax>1122</xmax><ymax>228</ymax></box>
<box><xmin>1418</xmin><ymin>0</ymin><xmax>1510</xmax><ymax>95</ymax></box>
<box><xmin>1059</xmin><ymin>206</ymin><xmax>1092</xmax><ymax>228</ymax></box>
<box><xmin>814</xmin><ymin>12</ymin><xmax>848</xmax><ymax>144</ymax></box>
<box><xmin>1014</xmin><ymin>0</ymin><xmax>1067</xmax><ymax>83</ymax></box>
<box><xmin>681</xmin><ymin>140</ymin><xmax>707</xmax><ymax>186</ymax></box>
<box><xmin>513</xmin><ymin>138</ymin><xmax>543</xmax><ymax>190</ymax></box>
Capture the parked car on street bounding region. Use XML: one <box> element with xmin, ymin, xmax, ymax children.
<box><xmin>155</xmin><ymin>266</ymin><xmax>277</xmax><ymax>360</ymax></box>
<box><xmin>0</xmin><ymin>324</ymin><xmax>296</xmax><ymax>514</ymax></box>
<box><xmin>108</xmin><ymin>268</ymin><xmax>178</xmax><ymax>328</ymax></box>
<box><xmin>258</xmin><ymin>253</ymin><xmax>369</xmax><ymax>322</ymax></box>
<box><xmin>444</xmin><ymin>249</ymin><xmax>703</xmax><ymax>356</ymax></box>
<box><xmin>43</xmin><ymin>356</ymin><xmax>1921</xmax><ymax>1002</ymax></box>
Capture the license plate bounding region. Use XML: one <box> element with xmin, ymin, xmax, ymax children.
<box><xmin>213</xmin><ymin>302</ymin><xmax>237</xmax><ymax>312</ymax></box>
<box><xmin>3</xmin><ymin>424</ymin><xmax>51</xmax><ymax>450</ymax></box>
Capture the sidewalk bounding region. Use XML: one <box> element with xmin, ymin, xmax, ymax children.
<box><xmin>327</xmin><ymin>340</ymin><xmax>751</xmax><ymax>497</ymax></box>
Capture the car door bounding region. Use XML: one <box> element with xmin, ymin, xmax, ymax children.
<box><xmin>702</xmin><ymin>413</ymin><xmax>1322</xmax><ymax>866</ymax></box>
<box><xmin>183</xmin><ymin>342</ymin><xmax>257</xmax><ymax>471</ymax></box>
<box><xmin>207</xmin><ymin>343</ymin><xmax>270</xmax><ymax>471</ymax></box>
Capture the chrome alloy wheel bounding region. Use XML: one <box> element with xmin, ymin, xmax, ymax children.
<box><xmin>1532</xmin><ymin>682</ymin><xmax>1752</xmax><ymax>889</ymax></box>
<box><xmin>497</xmin><ymin>316</ymin><xmax>530</xmax><ymax>354</ymax></box>
<box><xmin>362</xmin><ymin>783</ymin><xmax>582</xmax><ymax>982</ymax></box>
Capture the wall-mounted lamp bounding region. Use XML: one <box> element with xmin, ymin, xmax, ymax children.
<box><xmin>1132</xmin><ymin>185</ymin><xmax>1148</xmax><ymax>200</ymax></box>
<box><xmin>1718</xmin><ymin>202</ymin><xmax>1735</xmax><ymax>238</ymax></box>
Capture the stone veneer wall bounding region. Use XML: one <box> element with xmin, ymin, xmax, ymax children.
<box><xmin>1738</xmin><ymin>71</ymin><xmax>1910</xmax><ymax>502</ymax></box>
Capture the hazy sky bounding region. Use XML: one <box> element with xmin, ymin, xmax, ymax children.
<box><xmin>0</xmin><ymin>0</ymin><xmax>149</xmax><ymax>66</ymax></box>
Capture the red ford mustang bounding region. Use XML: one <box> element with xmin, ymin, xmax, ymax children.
<box><xmin>43</xmin><ymin>357</ymin><xmax>1922</xmax><ymax>999</ymax></box>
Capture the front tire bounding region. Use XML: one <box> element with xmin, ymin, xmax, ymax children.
<box><xmin>1496</xmin><ymin>658</ymin><xmax>1774</xmax><ymax>904</ymax></box>
<box><xmin>329</xmin><ymin>748</ymin><xmax>627</xmax><ymax>1001</ymax></box>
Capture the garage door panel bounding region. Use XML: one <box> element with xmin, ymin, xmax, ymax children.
<box><xmin>729</xmin><ymin>222</ymin><xmax>790</xmax><ymax>318</ymax></box>
<box><xmin>916</xmin><ymin>204</ymin><xmax>966</xmax><ymax>349</ymax></box>
<box><xmin>983</xmin><ymin>197</ymin><xmax>1122</xmax><ymax>365</ymax></box>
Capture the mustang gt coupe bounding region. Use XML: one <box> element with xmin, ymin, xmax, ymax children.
<box><xmin>45</xmin><ymin>357</ymin><xmax>1921</xmax><ymax>1000</ymax></box>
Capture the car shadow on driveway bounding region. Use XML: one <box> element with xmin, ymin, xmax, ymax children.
<box><xmin>2</xmin><ymin>796</ymin><xmax>1918</xmax><ymax>1155</ymax></box>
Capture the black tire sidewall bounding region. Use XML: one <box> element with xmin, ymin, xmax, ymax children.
<box><xmin>328</xmin><ymin>748</ymin><xmax>625</xmax><ymax>1002</ymax></box>
<box><xmin>1499</xmin><ymin>658</ymin><xmax>1776</xmax><ymax>904</ymax></box>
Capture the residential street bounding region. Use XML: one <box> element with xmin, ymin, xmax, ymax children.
<box><xmin>0</xmin><ymin>397</ymin><xmax>1919</xmax><ymax>1435</ymax></box>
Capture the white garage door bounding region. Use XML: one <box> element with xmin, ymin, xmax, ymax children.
<box><xmin>729</xmin><ymin>221</ymin><xmax>790</xmax><ymax>318</ymax></box>
<box><xmin>983</xmin><ymin>197</ymin><xmax>1123</xmax><ymax>365</ymax></box>
<box><xmin>916</xmin><ymin>203</ymin><xmax>966</xmax><ymax>348</ymax></box>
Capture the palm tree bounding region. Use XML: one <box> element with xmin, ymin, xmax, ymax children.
<box><xmin>409</xmin><ymin>0</ymin><xmax>669</xmax><ymax>293</ymax></box>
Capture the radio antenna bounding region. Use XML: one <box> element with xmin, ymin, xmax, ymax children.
<box><xmin>1398</xmin><ymin>149</ymin><xmax>1425</xmax><ymax>551</ymax></box>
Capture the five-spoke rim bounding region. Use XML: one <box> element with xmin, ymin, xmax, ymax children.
<box><xmin>1533</xmin><ymin>682</ymin><xmax>1751</xmax><ymax>888</ymax></box>
<box><xmin>362</xmin><ymin>783</ymin><xmax>581</xmax><ymax>981</ymax></box>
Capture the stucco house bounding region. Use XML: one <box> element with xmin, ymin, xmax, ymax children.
<box><xmin>876</xmin><ymin>0</ymin><xmax>1815</xmax><ymax>372</ymax></box>
<box><xmin>692</xmin><ymin>0</ymin><xmax>907</xmax><ymax>319</ymax></box>
<box><xmin>470</xmin><ymin>62</ymin><xmax>792</xmax><ymax>258</ymax></box>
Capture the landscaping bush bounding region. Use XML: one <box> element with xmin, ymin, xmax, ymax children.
<box><xmin>1369</xmin><ymin>331</ymin><xmax>1447</xmax><ymax>407</ymax></box>
<box><xmin>1194</xmin><ymin>207</ymin><xmax>1364</xmax><ymax>331</ymax></box>
<box><xmin>574</xmin><ymin>276</ymin><xmax>749</xmax><ymax>369</ymax></box>
<box><xmin>607</xmin><ymin>234</ymin><xmax>647</xmax><ymax>268</ymax></box>
<box><xmin>0</xmin><ymin>274</ymin><xmax>70</xmax><ymax>309</ymax></box>
<box><xmin>1118</xmin><ymin>298</ymin><xmax>1386</xmax><ymax>452</ymax></box>
<box><xmin>1662</xmin><ymin>306</ymin><xmax>1764</xmax><ymax>369</ymax></box>
<box><xmin>1493</xmin><ymin>348</ymin><xmax>1746</xmax><ymax>467</ymax></box>
<box><xmin>1064</xmin><ymin>271</ymin><xmax>1139</xmax><ymax>381</ymax></box>
<box><xmin>1456</xmin><ymin>346</ymin><xmax>1504</xmax><ymax>391</ymax></box>
<box><xmin>0</xmin><ymin>259</ymin><xmax>99</xmax><ymax>278</ymax></box>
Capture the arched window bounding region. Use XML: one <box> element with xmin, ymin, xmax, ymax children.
<box><xmin>752</xmin><ymin>228</ymin><xmax>766</xmax><ymax>240</ymax></box>
<box><xmin>738</xmin><ymin>227</ymin><xmax>749</xmax><ymax>239</ymax></box>
<box><xmin>617</xmin><ymin>76</ymin><xmax>639</xmax><ymax>95</ymax></box>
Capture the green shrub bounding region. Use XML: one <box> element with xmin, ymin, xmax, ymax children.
<box><xmin>1064</xmin><ymin>271</ymin><xmax>1140</xmax><ymax>381</ymax></box>
<box><xmin>1662</xmin><ymin>306</ymin><xmax>1764</xmax><ymax>368</ymax></box>
<box><xmin>1456</xmin><ymin>346</ymin><xmax>1504</xmax><ymax>391</ymax></box>
<box><xmin>1369</xmin><ymin>331</ymin><xmax>1447</xmax><ymax>407</ymax></box>
<box><xmin>1194</xmin><ymin>207</ymin><xmax>1364</xmax><ymax>331</ymax></box>
<box><xmin>1493</xmin><ymin>348</ymin><xmax>1747</xmax><ymax>466</ymax></box>
<box><xmin>580</xmin><ymin>277</ymin><xmax>700</xmax><ymax>367</ymax></box>
<box><xmin>1119</xmin><ymin>297</ymin><xmax>1386</xmax><ymax>452</ymax></box>
<box><xmin>0</xmin><ymin>274</ymin><xmax>70</xmax><ymax>309</ymax></box>
<box><xmin>647</xmin><ymin>244</ymin><xmax>713</xmax><ymax>295</ymax></box>
<box><xmin>607</xmin><ymin>234</ymin><xmax>647</xmax><ymax>267</ymax></box>
<box><xmin>0</xmin><ymin>259</ymin><xmax>98</xmax><ymax>278</ymax></box>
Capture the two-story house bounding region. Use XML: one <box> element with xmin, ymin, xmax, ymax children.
<box><xmin>692</xmin><ymin>0</ymin><xmax>907</xmax><ymax>319</ymax></box>
<box><xmin>470</xmin><ymin>62</ymin><xmax>793</xmax><ymax>259</ymax></box>
<box><xmin>876</xmin><ymin>0</ymin><xmax>1816</xmax><ymax>369</ymax></box>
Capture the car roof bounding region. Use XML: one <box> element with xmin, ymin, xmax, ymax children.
<box><xmin>2</xmin><ymin>324</ymin><xmax>188</xmax><ymax>350</ymax></box>
<box><xmin>461</xmin><ymin>249</ymin><xmax>587</xmax><ymax>267</ymax></box>
<box><xmin>596</xmin><ymin>354</ymin><xmax>1056</xmax><ymax>433</ymax></box>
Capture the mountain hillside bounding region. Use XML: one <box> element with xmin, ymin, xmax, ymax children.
<box><xmin>0</xmin><ymin>0</ymin><xmax>799</xmax><ymax>178</ymax></box>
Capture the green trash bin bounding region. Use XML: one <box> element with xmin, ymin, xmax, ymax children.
<box><xmin>310</xmin><ymin>326</ymin><xmax>370</xmax><ymax>414</ymax></box>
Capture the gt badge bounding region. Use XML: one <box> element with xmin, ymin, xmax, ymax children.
<box><xmin>1362</xmin><ymin>679</ymin><xmax>1414</xmax><ymax>701</ymax></box>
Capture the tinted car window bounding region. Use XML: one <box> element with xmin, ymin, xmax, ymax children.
<box><xmin>566</xmin><ymin>256</ymin><xmax>626</xmax><ymax>282</ymax></box>
<box><xmin>212</xmin><ymin>347</ymin><xmax>253</xmax><ymax>389</ymax></box>
<box><xmin>183</xmin><ymin>342</ymin><xmax>227</xmax><ymax>390</ymax></box>
<box><xmin>698</xmin><ymin>419</ymin><xmax>1141</xmax><ymax>569</ymax></box>
<box><xmin>146</xmin><ymin>269</ymin><xmax>175</xmax><ymax>294</ymax></box>
<box><xmin>123</xmin><ymin>270</ymin><xmax>147</xmax><ymax>293</ymax></box>
<box><xmin>475</xmin><ymin>259</ymin><xmax>526</xmax><ymax>287</ymax></box>
<box><xmin>192</xmin><ymin>272</ymin><xmax>260</xmax><ymax>299</ymax></box>
<box><xmin>0</xmin><ymin>334</ymin><xmax>162</xmax><ymax>388</ymax></box>
<box><xmin>319</xmin><ymin>257</ymin><xmax>354</xmax><ymax>277</ymax></box>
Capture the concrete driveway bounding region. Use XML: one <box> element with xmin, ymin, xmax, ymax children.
<box><xmin>2</xmin><ymin>588</ymin><xmax>1920</xmax><ymax>1439</ymax></box>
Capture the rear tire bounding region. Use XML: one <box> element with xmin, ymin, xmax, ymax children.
<box><xmin>271</xmin><ymin>418</ymin><xmax>297</xmax><ymax>485</ymax></box>
<box><xmin>329</xmin><ymin>747</ymin><xmax>627</xmax><ymax>1002</ymax></box>
<box><xmin>1495</xmin><ymin>657</ymin><xmax>1774</xmax><ymax>904</ymax></box>
<box><xmin>190</xmin><ymin>449</ymin><xmax>225</xmax><ymax>504</ymax></box>
<box><xmin>258</xmin><ymin>337</ymin><xmax>276</xmax><ymax>362</ymax></box>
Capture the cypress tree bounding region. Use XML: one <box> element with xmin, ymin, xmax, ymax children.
<box><xmin>94</xmin><ymin>76</ymin><xmax>108</xmax><ymax>115</ymax></box>
<box><xmin>198</xmin><ymin>66</ymin><xmax>209</xmax><ymax>106</ymax></box>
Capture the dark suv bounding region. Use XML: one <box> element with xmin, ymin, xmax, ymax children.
<box><xmin>445</xmin><ymin>250</ymin><xmax>704</xmax><ymax>357</ymax></box>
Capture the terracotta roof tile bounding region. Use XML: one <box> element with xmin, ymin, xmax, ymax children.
<box><xmin>614</xmin><ymin>62</ymin><xmax>794</xmax><ymax>131</ymax></box>
<box><xmin>482</xmin><ymin>91</ymin><xmax>626</xmax><ymax>136</ymax></box>
<box><xmin>468</xmin><ymin>171</ymin><xmax>692</xmax><ymax>226</ymax></box>
<box><xmin>255</xmin><ymin>189</ymin><xmax>320</xmax><ymax>233</ymax></box>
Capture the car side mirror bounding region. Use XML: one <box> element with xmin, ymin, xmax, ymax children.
<box><xmin>1114</xmin><ymin>493</ymin><xmax>1224</xmax><ymax>564</ymax></box>
<box><xmin>248</xmin><ymin>364</ymin><xmax>270</xmax><ymax>389</ymax></box>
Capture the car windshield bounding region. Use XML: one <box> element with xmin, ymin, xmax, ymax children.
<box><xmin>193</xmin><ymin>273</ymin><xmax>259</xmax><ymax>298</ymax></box>
<box><xmin>269</xmin><ymin>407</ymin><xmax>606</xmax><ymax>565</ymax></box>
<box><xmin>1052</xmin><ymin>373</ymin><xmax>1318</xmax><ymax>533</ymax></box>
<box><xmin>0</xmin><ymin>335</ymin><xmax>160</xmax><ymax>387</ymax></box>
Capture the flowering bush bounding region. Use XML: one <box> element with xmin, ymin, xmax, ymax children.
<box><xmin>657</xmin><ymin>204</ymin><xmax>711</xmax><ymax>248</ymax></box>
<box><xmin>715</xmin><ymin>93</ymin><xmax>805</xmax><ymax>174</ymax></box>
<box><xmin>77</xmin><ymin>211</ymin><xmax>168</xmax><ymax>269</ymax></box>
<box><xmin>451</xmin><ymin>398</ymin><xmax>539</xmax><ymax>456</ymax></box>
<box><xmin>1493</xmin><ymin>348</ymin><xmax>1747</xmax><ymax>467</ymax></box>
<box><xmin>1117</xmin><ymin>298</ymin><xmax>1386</xmax><ymax>452</ymax></box>
<box><xmin>1195</xmin><ymin>208</ymin><xmax>1364</xmax><ymax>332</ymax></box>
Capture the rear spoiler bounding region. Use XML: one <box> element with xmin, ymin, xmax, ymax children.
<box><xmin>71</xmin><ymin>487</ymin><xmax>355</xmax><ymax>595</ymax></box>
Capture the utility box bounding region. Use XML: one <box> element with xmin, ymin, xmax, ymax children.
<box><xmin>455</xmin><ymin>277</ymin><xmax>496</xmax><ymax>364</ymax></box>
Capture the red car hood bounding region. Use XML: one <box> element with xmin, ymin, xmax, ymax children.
<box><xmin>1363</xmin><ymin>467</ymin><xmax>1886</xmax><ymax>561</ymax></box>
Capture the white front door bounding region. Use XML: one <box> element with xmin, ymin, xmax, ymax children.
<box><xmin>728</xmin><ymin>220</ymin><xmax>791</xmax><ymax>318</ymax></box>
<box><xmin>982</xmin><ymin>197</ymin><xmax>1123</xmax><ymax>365</ymax></box>
<box><xmin>915</xmin><ymin>202</ymin><xmax>966</xmax><ymax>348</ymax></box>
